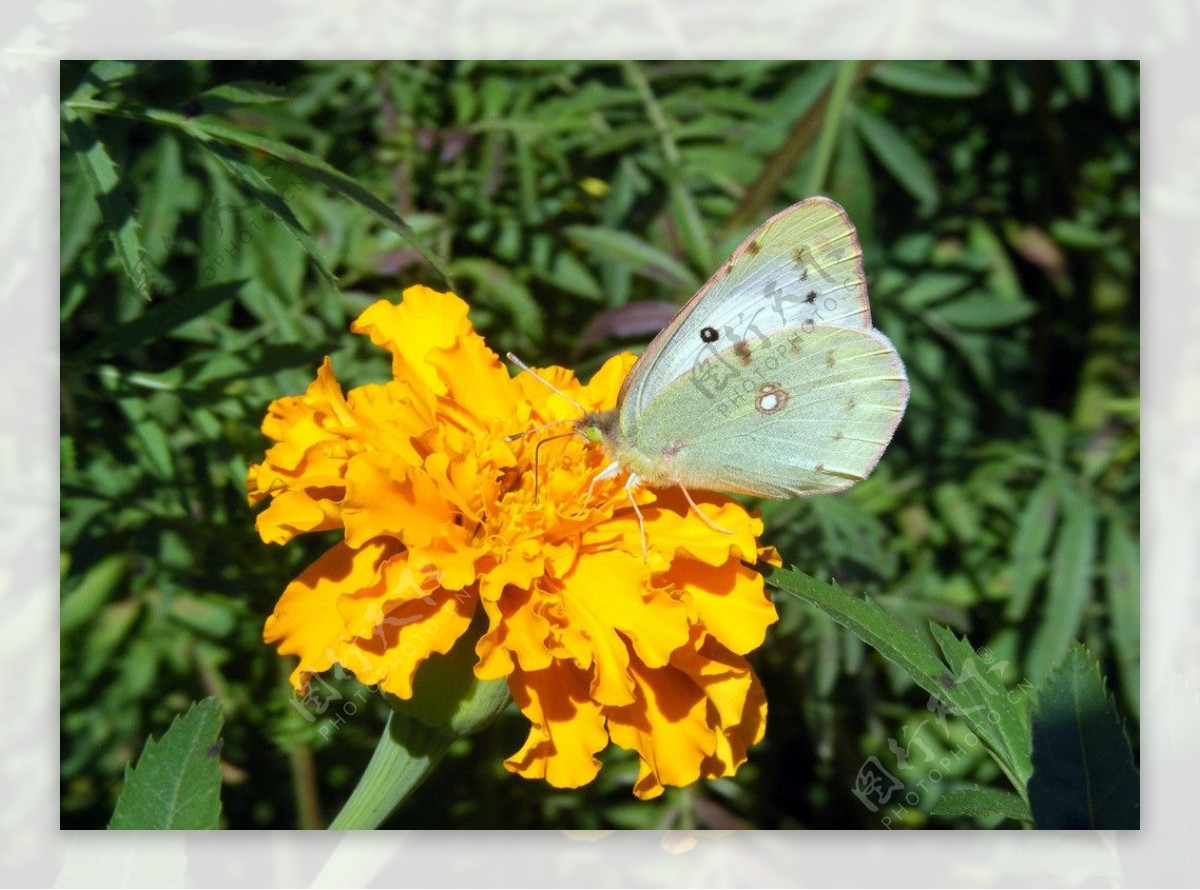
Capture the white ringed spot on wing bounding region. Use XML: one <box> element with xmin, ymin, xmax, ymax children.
<box><xmin>755</xmin><ymin>381</ymin><xmax>789</xmax><ymax>414</ymax></box>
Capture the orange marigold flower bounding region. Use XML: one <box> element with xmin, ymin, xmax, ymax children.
<box><xmin>247</xmin><ymin>285</ymin><xmax>779</xmax><ymax>799</ymax></box>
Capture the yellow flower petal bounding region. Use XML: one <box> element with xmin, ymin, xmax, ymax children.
<box><xmin>251</xmin><ymin>284</ymin><xmax>780</xmax><ymax>799</ymax></box>
<box><xmin>263</xmin><ymin>539</ymin><xmax>396</xmax><ymax>689</ymax></box>
<box><xmin>504</xmin><ymin>663</ymin><xmax>609</xmax><ymax>789</ymax></box>
<box><xmin>663</xmin><ymin>556</ymin><xmax>779</xmax><ymax>655</ymax></box>
<box><xmin>342</xmin><ymin>451</ymin><xmax>455</xmax><ymax>549</ymax></box>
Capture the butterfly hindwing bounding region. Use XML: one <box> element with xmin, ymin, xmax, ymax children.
<box><xmin>616</xmin><ymin>324</ymin><xmax>908</xmax><ymax>497</ymax></box>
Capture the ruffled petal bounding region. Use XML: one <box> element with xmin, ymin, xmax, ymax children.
<box><xmin>504</xmin><ymin>663</ymin><xmax>609</xmax><ymax>789</ymax></box>
<box><xmin>262</xmin><ymin>539</ymin><xmax>397</xmax><ymax>690</ymax></box>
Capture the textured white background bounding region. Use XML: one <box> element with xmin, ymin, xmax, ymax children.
<box><xmin>9</xmin><ymin>2</ymin><xmax>1191</xmax><ymax>885</ymax></box>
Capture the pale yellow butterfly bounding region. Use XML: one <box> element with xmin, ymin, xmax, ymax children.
<box><xmin>512</xmin><ymin>196</ymin><xmax>908</xmax><ymax>554</ymax></box>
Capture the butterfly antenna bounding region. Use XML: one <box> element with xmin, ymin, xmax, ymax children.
<box><xmin>530</xmin><ymin>429</ymin><xmax>575</xmax><ymax>501</ymax></box>
<box><xmin>503</xmin><ymin>417</ymin><xmax>571</xmax><ymax>443</ymax></box>
<box><xmin>505</xmin><ymin>352</ymin><xmax>588</xmax><ymax>415</ymax></box>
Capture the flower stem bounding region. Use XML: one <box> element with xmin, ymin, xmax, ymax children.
<box><xmin>327</xmin><ymin>711</ymin><xmax>452</xmax><ymax>829</ymax></box>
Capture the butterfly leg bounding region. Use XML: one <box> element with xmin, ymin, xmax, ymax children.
<box><xmin>624</xmin><ymin>472</ymin><xmax>648</xmax><ymax>560</ymax></box>
<box><xmin>582</xmin><ymin>463</ymin><xmax>648</xmax><ymax>560</ymax></box>
<box><xmin>581</xmin><ymin>460</ymin><xmax>622</xmax><ymax>511</ymax></box>
<box><xmin>678</xmin><ymin>483</ymin><xmax>734</xmax><ymax>535</ymax></box>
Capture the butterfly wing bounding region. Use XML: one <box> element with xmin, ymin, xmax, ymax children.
<box><xmin>619</xmin><ymin>197</ymin><xmax>872</xmax><ymax>428</ymax></box>
<box><xmin>615</xmin><ymin>324</ymin><xmax>908</xmax><ymax>497</ymax></box>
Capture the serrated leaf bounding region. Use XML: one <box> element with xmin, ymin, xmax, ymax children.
<box><xmin>1028</xmin><ymin>644</ymin><xmax>1139</xmax><ymax>828</ymax></box>
<box><xmin>930</xmin><ymin>787</ymin><xmax>1032</xmax><ymax>822</ymax></box>
<box><xmin>851</xmin><ymin>104</ymin><xmax>938</xmax><ymax>212</ymax></box>
<box><xmin>768</xmin><ymin>567</ymin><xmax>952</xmax><ymax>696</ymax></box>
<box><xmin>563</xmin><ymin>225</ymin><xmax>700</xmax><ymax>290</ymax></box>
<box><xmin>929</xmin><ymin>624</ymin><xmax>1033</xmax><ymax>789</ymax></box>
<box><xmin>872</xmin><ymin>61</ymin><xmax>984</xmax><ymax>98</ymax></box>
<box><xmin>109</xmin><ymin>698</ymin><xmax>224</xmax><ymax>829</ymax></box>
<box><xmin>63</xmin><ymin>109</ymin><xmax>154</xmax><ymax>301</ymax></box>
<box><xmin>60</xmin><ymin>157</ymin><xmax>102</xmax><ymax>274</ymax></box>
<box><xmin>769</xmin><ymin>566</ymin><xmax>1033</xmax><ymax>799</ymax></box>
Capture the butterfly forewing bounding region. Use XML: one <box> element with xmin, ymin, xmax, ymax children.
<box><xmin>620</xmin><ymin>197</ymin><xmax>872</xmax><ymax>424</ymax></box>
<box><xmin>619</xmin><ymin>324</ymin><xmax>908</xmax><ymax>498</ymax></box>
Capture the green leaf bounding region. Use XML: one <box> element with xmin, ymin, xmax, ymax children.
<box><xmin>1097</xmin><ymin>60</ymin><xmax>1137</xmax><ymax>121</ymax></box>
<box><xmin>828</xmin><ymin>113</ymin><xmax>875</xmax><ymax>229</ymax></box>
<box><xmin>109</xmin><ymin>698</ymin><xmax>225</xmax><ymax>829</ymax></box>
<box><xmin>1050</xmin><ymin>218</ymin><xmax>1114</xmax><ymax>250</ymax></box>
<box><xmin>897</xmin><ymin>271</ymin><xmax>973</xmax><ymax>311</ymax></box>
<box><xmin>71</xmin><ymin>282</ymin><xmax>244</xmax><ymax>362</ymax></box>
<box><xmin>1026</xmin><ymin>492</ymin><xmax>1098</xmax><ymax>684</ymax></box>
<box><xmin>1004</xmin><ymin>476</ymin><xmax>1062</xmax><ymax>620</ymax></box>
<box><xmin>667</xmin><ymin>179</ymin><xmax>713</xmax><ymax>274</ymax></box>
<box><xmin>563</xmin><ymin>225</ymin><xmax>700</xmax><ymax>291</ymax></box>
<box><xmin>931</xmin><ymin>787</ymin><xmax>1032</xmax><ymax>822</ymax></box>
<box><xmin>185</xmin><ymin>113</ymin><xmax>451</xmax><ymax>285</ymax></box>
<box><xmin>192</xmin><ymin>137</ymin><xmax>337</xmax><ymax>285</ymax></box>
<box><xmin>1028</xmin><ymin>644</ymin><xmax>1139</xmax><ymax>828</ymax></box>
<box><xmin>928</xmin><ymin>292</ymin><xmax>1037</xmax><ymax>330</ymax></box>
<box><xmin>138</xmin><ymin>133</ymin><xmax>187</xmax><ymax>268</ymax></box>
<box><xmin>61</xmin><ymin>554</ymin><xmax>130</xmax><ymax>636</ymax></box>
<box><xmin>1103</xmin><ymin>519</ymin><xmax>1140</xmax><ymax>714</ymax></box>
<box><xmin>166</xmin><ymin>595</ymin><xmax>238</xmax><ymax>638</ymax></box>
<box><xmin>1055</xmin><ymin>60</ymin><xmax>1092</xmax><ymax>101</ymax></box>
<box><xmin>540</xmin><ymin>246</ymin><xmax>604</xmax><ymax>301</ymax></box>
<box><xmin>872</xmin><ymin>62</ymin><xmax>984</xmax><ymax>98</ymax></box>
<box><xmin>64</xmin><ymin>98</ymin><xmax>454</xmax><ymax>288</ymax></box>
<box><xmin>194</xmin><ymin>80</ymin><xmax>292</xmax><ymax>113</ymax></box>
<box><xmin>60</xmin><ymin>155</ymin><xmax>103</xmax><ymax>274</ymax></box>
<box><xmin>767</xmin><ymin>567</ymin><xmax>1029</xmax><ymax>797</ymax></box>
<box><xmin>768</xmin><ymin>568</ymin><xmax>1022</xmax><ymax>791</ymax></box>
<box><xmin>851</xmin><ymin>104</ymin><xmax>938</xmax><ymax>212</ymax></box>
<box><xmin>929</xmin><ymin>624</ymin><xmax>1033</xmax><ymax>790</ymax></box>
<box><xmin>450</xmin><ymin>257</ymin><xmax>544</xmax><ymax>341</ymax></box>
<box><xmin>768</xmin><ymin>567</ymin><xmax>951</xmax><ymax>693</ymax></box>
<box><xmin>67</xmin><ymin>60</ymin><xmax>141</xmax><ymax>102</ymax></box>
<box><xmin>63</xmin><ymin>109</ymin><xmax>154</xmax><ymax>301</ymax></box>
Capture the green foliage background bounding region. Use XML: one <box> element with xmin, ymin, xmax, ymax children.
<box><xmin>60</xmin><ymin>60</ymin><xmax>1139</xmax><ymax>829</ymax></box>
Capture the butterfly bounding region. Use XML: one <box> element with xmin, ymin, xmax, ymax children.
<box><xmin>513</xmin><ymin>196</ymin><xmax>909</xmax><ymax>555</ymax></box>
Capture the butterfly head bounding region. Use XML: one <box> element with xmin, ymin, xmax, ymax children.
<box><xmin>574</xmin><ymin>408</ymin><xmax>618</xmax><ymax>448</ymax></box>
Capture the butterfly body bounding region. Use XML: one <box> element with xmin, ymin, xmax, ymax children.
<box><xmin>576</xmin><ymin>196</ymin><xmax>908</xmax><ymax>511</ymax></box>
